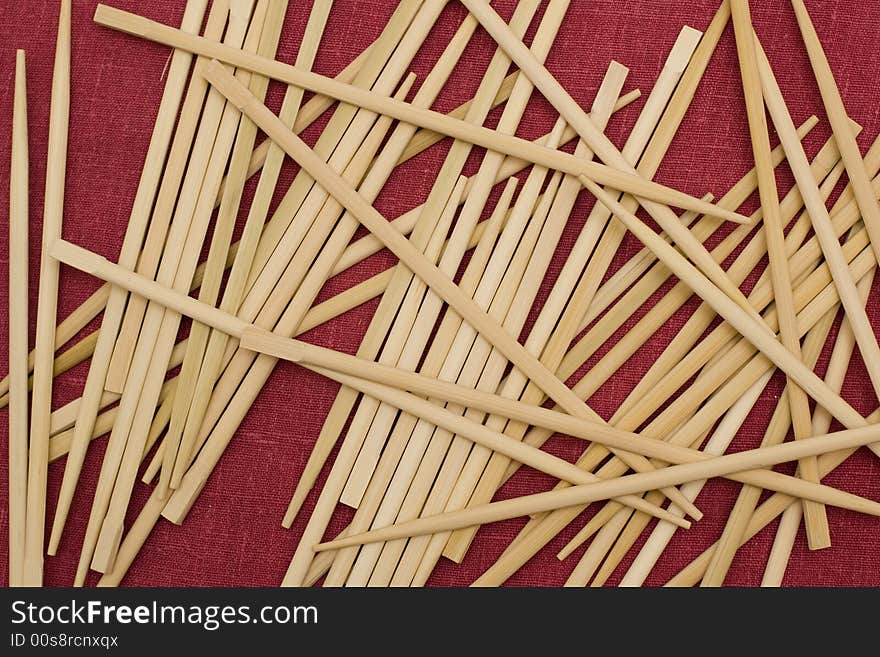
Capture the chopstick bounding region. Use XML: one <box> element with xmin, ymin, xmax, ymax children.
<box><xmin>728</xmin><ymin>0</ymin><xmax>828</xmax><ymax>551</ymax></box>
<box><xmin>24</xmin><ymin>0</ymin><xmax>71</xmax><ymax>587</ymax></box>
<box><xmin>8</xmin><ymin>49</ymin><xmax>30</xmax><ymax>588</ymax></box>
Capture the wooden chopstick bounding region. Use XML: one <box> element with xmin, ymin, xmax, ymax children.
<box><xmin>728</xmin><ymin>0</ymin><xmax>829</xmax><ymax>552</ymax></box>
<box><xmin>71</xmin><ymin>0</ymin><xmax>258</xmax><ymax>584</ymax></box>
<box><xmin>315</xmin><ymin>421</ymin><xmax>880</xmax><ymax>552</ymax></box>
<box><xmin>52</xmin><ymin>240</ymin><xmax>880</xmax><ymax>544</ymax></box>
<box><xmin>8</xmin><ymin>49</ymin><xmax>30</xmax><ymax>588</ymax></box>
<box><xmin>160</xmin><ymin>0</ymin><xmax>295</xmax><ymax>497</ymax></box>
<box><xmin>164</xmin><ymin>0</ymin><xmax>333</xmax><ymax>491</ymax></box>
<box><xmin>47</xmin><ymin>0</ymin><xmax>217</xmax><ymax>555</ymax></box>
<box><xmin>475</xmin><ymin>144</ymin><xmax>871</xmax><ymax>586</ymax></box>
<box><xmin>24</xmin><ymin>0</ymin><xmax>71</xmax><ymax>587</ymax></box>
<box><xmin>439</xmin><ymin>24</ymin><xmax>705</xmax><ymax>568</ymax></box>
<box><xmin>103</xmin><ymin>0</ymin><xmax>246</xmax><ymax>393</ymax></box>
<box><xmin>339</xmin><ymin>0</ymin><xmax>547</xmax><ymax>511</ymax></box>
<box><xmin>51</xmin><ymin>238</ymin><xmax>879</xmax><ymax>555</ymax></box>
<box><xmin>701</xmin><ymin>286</ymin><xmax>843</xmax><ymax>586</ymax></box>
<box><xmin>50</xmin><ymin>241</ymin><xmax>684</xmax><ymax>530</ymax></box>
<box><xmin>790</xmin><ymin>0</ymin><xmax>880</xmax><ymax>264</ymax></box>
<box><xmin>170</xmin><ymin>0</ymin><xmax>450</xmax><ymax>485</ymax></box>
<box><xmin>761</xmin><ymin>271</ymin><xmax>870</xmax><ymax>586</ymax></box>
<box><xmin>93</xmin><ymin>4</ymin><xmax>750</xmax><ymax>225</ymax></box>
<box><xmin>89</xmin><ymin>0</ymin><xmax>269</xmax><ymax>576</ymax></box>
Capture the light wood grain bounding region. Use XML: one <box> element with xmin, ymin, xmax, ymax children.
<box><xmin>93</xmin><ymin>3</ymin><xmax>751</xmax><ymax>225</ymax></box>
<box><xmin>8</xmin><ymin>50</ymin><xmax>29</xmax><ymax>588</ymax></box>
<box><xmin>24</xmin><ymin>0</ymin><xmax>71</xmax><ymax>586</ymax></box>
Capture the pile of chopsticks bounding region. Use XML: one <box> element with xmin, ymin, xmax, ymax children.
<box><xmin>5</xmin><ymin>0</ymin><xmax>880</xmax><ymax>587</ymax></box>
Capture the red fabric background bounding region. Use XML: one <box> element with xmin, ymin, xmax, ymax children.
<box><xmin>1</xmin><ymin>0</ymin><xmax>879</xmax><ymax>587</ymax></box>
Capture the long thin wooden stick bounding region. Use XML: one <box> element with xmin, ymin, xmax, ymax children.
<box><xmin>790</xmin><ymin>0</ymin><xmax>880</xmax><ymax>264</ymax></box>
<box><xmin>339</xmin><ymin>0</ymin><xmax>563</xmax><ymax>511</ymax></box>
<box><xmin>455</xmin><ymin>0</ymin><xmax>755</xmax><ymax>313</ymax></box>
<box><xmin>166</xmin><ymin>0</ymin><xmax>333</xmax><ymax>491</ymax></box>
<box><xmin>8</xmin><ymin>49</ymin><xmax>30</xmax><ymax>588</ymax></box>
<box><xmin>23</xmin><ymin>0</ymin><xmax>71</xmax><ymax>587</ymax></box>
<box><xmin>701</xmin><ymin>273</ymin><xmax>845</xmax><ymax>586</ymax></box>
<box><xmin>103</xmin><ymin>0</ymin><xmax>246</xmax><ymax>393</ymax></box>
<box><xmin>315</xmin><ymin>418</ymin><xmax>880</xmax><ymax>552</ymax></box>
<box><xmin>666</xmin><ymin>385</ymin><xmax>880</xmax><ymax>587</ymax></box>
<box><xmin>761</xmin><ymin>267</ymin><xmax>872</xmax><ymax>586</ymax></box>
<box><xmin>438</xmin><ymin>24</ymin><xmax>704</xmax><ymax>567</ymax></box>
<box><xmin>315</xmin><ymin>1</ymin><xmax>538</xmax><ymax>513</ymax></box>
<box><xmin>619</xmin><ymin>373</ymin><xmax>771</xmax><ymax>586</ymax></box>
<box><xmin>727</xmin><ymin>0</ymin><xmax>828</xmax><ymax>552</ymax></box>
<box><xmin>203</xmin><ymin>61</ymin><xmax>757</xmax><ymax>487</ymax></box>
<box><xmin>282</xmin><ymin>10</ymin><xmax>514</xmax><ymax>525</ymax></box>
<box><xmin>160</xmin><ymin>0</ymin><xmax>296</xmax><ymax>496</ymax></box>
<box><xmin>90</xmin><ymin>0</ymin><xmax>269</xmax><ymax>575</ymax></box>
<box><xmin>754</xmin><ymin>26</ymin><xmax>880</xmax><ymax>508</ymax></box>
<box><xmin>54</xmin><ymin>240</ymin><xmax>880</xmax><ymax>535</ymax></box>
<box><xmin>0</xmin><ymin>81</ymin><xmax>638</xmax><ymax>418</ymax></box>
<box><xmin>71</xmin><ymin>0</ymin><xmax>257</xmax><ymax>584</ymax></box>
<box><xmin>471</xmin><ymin>136</ymin><xmax>863</xmax><ymax>586</ymax></box>
<box><xmin>93</xmin><ymin>3</ymin><xmax>751</xmax><ymax>226</ymax></box>
<box><xmin>48</xmin><ymin>0</ymin><xmax>224</xmax><ymax>559</ymax></box>
<box><xmin>171</xmin><ymin>0</ymin><xmax>447</xmax><ymax>484</ymax></box>
<box><xmin>51</xmin><ymin>241</ymin><xmax>683</xmax><ymax>528</ymax></box>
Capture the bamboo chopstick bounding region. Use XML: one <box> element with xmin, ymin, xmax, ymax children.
<box><xmin>103</xmin><ymin>0</ymin><xmax>247</xmax><ymax>393</ymax></box>
<box><xmin>48</xmin><ymin>0</ymin><xmax>215</xmax><ymax>555</ymax></box>
<box><xmin>89</xmin><ymin>0</ymin><xmax>270</xmax><ymax>576</ymax></box>
<box><xmin>50</xmin><ymin>241</ymin><xmax>683</xmax><ymax>529</ymax></box>
<box><xmin>339</xmin><ymin>0</ymin><xmax>550</xmax><ymax>511</ymax></box>
<box><xmin>201</xmin><ymin>63</ymin><xmax>731</xmax><ymax>513</ymax></box>
<box><xmin>164</xmin><ymin>0</ymin><xmax>333</xmax><ymax>491</ymax></box>
<box><xmin>761</xmin><ymin>271</ymin><xmax>871</xmax><ymax>586</ymax></box>
<box><xmin>93</xmin><ymin>4</ymin><xmax>751</xmax><ymax>225</ymax></box>
<box><xmin>24</xmin><ymin>0</ymin><xmax>71</xmax><ymax>587</ymax></box>
<box><xmin>438</xmin><ymin>24</ymin><xmax>705</xmax><ymax>568</ymax></box>
<box><xmin>8</xmin><ymin>49</ymin><xmax>30</xmax><ymax>588</ymax></box>
<box><xmin>473</xmin><ymin>144</ymin><xmax>871</xmax><ymax>586</ymax></box>
<box><xmin>51</xmin><ymin>240</ymin><xmax>880</xmax><ymax>542</ymax></box>
<box><xmin>160</xmin><ymin>0</ymin><xmax>295</xmax><ymax>497</ymax></box>
<box><xmin>619</xmin><ymin>374</ymin><xmax>772</xmax><ymax>586</ymax></box>
<box><xmin>315</xmin><ymin>422</ymin><xmax>880</xmax><ymax>551</ymax></box>
<box><xmin>701</xmin><ymin>289</ymin><xmax>842</xmax><ymax>586</ymax></box>
<box><xmin>790</xmin><ymin>0</ymin><xmax>880</xmax><ymax>264</ymax></box>
<box><xmin>170</xmin><ymin>0</ymin><xmax>450</xmax><ymax>485</ymax></box>
<box><xmin>72</xmin><ymin>0</ymin><xmax>260</xmax><ymax>584</ymax></box>
<box><xmin>728</xmin><ymin>0</ymin><xmax>828</xmax><ymax>550</ymax></box>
